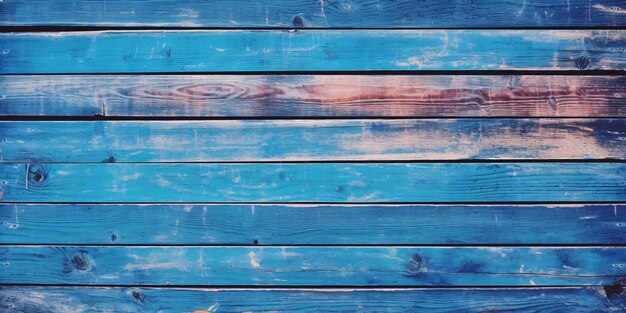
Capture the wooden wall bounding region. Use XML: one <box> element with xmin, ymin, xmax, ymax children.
<box><xmin>0</xmin><ymin>1</ymin><xmax>625</xmax><ymax>311</ymax></box>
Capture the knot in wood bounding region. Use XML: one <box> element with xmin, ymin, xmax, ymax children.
<box><xmin>27</xmin><ymin>164</ymin><xmax>49</xmax><ymax>186</ymax></box>
<box><xmin>406</xmin><ymin>253</ymin><xmax>424</xmax><ymax>274</ymax></box>
<box><xmin>70</xmin><ymin>250</ymin><xmax>92</xmax><ymax>273</ymax></box>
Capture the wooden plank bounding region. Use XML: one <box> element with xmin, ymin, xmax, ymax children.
<box><xmin>2</xmin><ymin>30</ymin><xmax>625</xmax><ymax>74</ymax></box>
<box><xmin>2</xmin><ymin>119</ymin><xmax>625</xmax><ymax>162</ymax></box>
<box><xmin>1</xmin><ymin>0</ymin><xmax>624</xmax><ymax>28</ymax></box>
<box><xmin>1</xmin><ymin>246</ymin><xmax>624</xmax><ymax>286</ymax></box>
<box><xmin>1</xmin><ymin>286</ymin><xmax>624</xmax><ymax>312</ymax></box>
<box><xmin>2</xmin><ymin>204</ymin><xmax>625</xmax><ymax>245</ymax></box>
<box><xmin>3</xmin><ymin>75</ymin><xmax>626</xmax><ymax>117</ymax></box>
<box><xmin>0</xmin><ymin>163</ymin><xmax>624</xmax><ymax>203</ymax></box>
<box><xmin>0</xmin><ymin>75</ymin><xmax>624</xmax><ymax>117</ymax></box>
<box><xmin>0</xmin><ymin>76</ymin><xmax>105</xmax><ymax>116</ymax></box>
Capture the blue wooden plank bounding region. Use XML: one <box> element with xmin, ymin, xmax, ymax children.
<box><xmin>0</xmin><ymin>76</ymin><xmax>104</xmax><ymax>116</ymax></box>
<box><xmin>1</xmin><ymin>0</ymin><xmax>624</xmax><ymax>28</ymax></box>
<box><xmin>2</xmin><ymin>204</ymin><xmax>624</xmax><ymax>244</ymax></box>
<box><xmin>1</xmin><ymin>246</ymin><xmax>624</xmax><ymax>286</ymax></box>
<box><xmin>2</xmin><ymin>30</ymin><xmax>625</xmax><ymax>73</ymax></box>
<box><xmin>1</xmin><ymin>286</ymin><xmax>624</xmax><ymax>312</ymax></box>
<box><xmin>2</xmin><ymin>75</ymin><xmax>625</xmax><ymax>117</ymax></box>
<box><xmin>0</xmin><ymin>163</ymin><xmax>624</xmax><ymax>203</ymax></box>
<box><xmin>1</xmin><ymin>119</ymin><xmax>624</xmax><ymax>162</ymax></box>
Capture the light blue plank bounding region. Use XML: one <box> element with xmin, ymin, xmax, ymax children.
<box><xmin>1</xmin><ymin>204</ymin><xmax>624</xmax><ymax>244</ymax></box>
<box><xmin>1</xmin><ymin>286</ymin><xmax>624</xmax><ymax>312</ymax></box>
<box><xmin>1</xmin><ymin>119</ymin><xmax>624</xmax><ymax>162</ymax></box>
<box><xmin>1</xmin><ymin>0</ymin><xmax>624</xmax><ymax>28</ymax></box>
<box><xmin>0</xmin><ymin>163</ymin><xmax>624</xmax><ymax>203</ymax></box>
<box><xmin>1</xmin><ymin>246</ymin><xmax>624</xmax><ymax>286</ymax></box>
<box><xmin>1</xmin><ymin>30</ymin><xmax>624</xmax><ymax>73</ymax></box>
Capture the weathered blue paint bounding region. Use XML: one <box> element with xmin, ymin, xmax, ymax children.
<box><xmin>1</xmin><ymin>0</ymin><xmax>624</xmax><ymax>28</ymax></box>
<box><xmin>1</xmin><ymin>286</ymin><xmax>624</xmax><ymax>312</ymax></box>
<box><xmin>2</xmin><ymin>0</ymin><xmax>625</xmax><ymax>305</ymax></box>
<box><xmin>2</xmin><ymin>30</ymin><xmax>625</xmax><ymax>74</ymax></box>
<box><xmin>1</xmin><ymin>119</ymin><xmax>624</xmax><ymax>162</ymax></box>
<box><xmin>0</xmin><ymin>163</ymin><xmax>624</xmax><ymax>203</ymax></box>
<box><xmin>1</xmin><ymin>246</ymin><xmax>624</xmax><ymax>286</ymax></box>
<box><xmin>2</xmin><ymin>75</ymin><xmax>625</xmax><ymax>117</ymax></box>
<box><xmin>1</xmin><ymin>204</ymin><xmax>624</xmax><ymax>245</ymax></box>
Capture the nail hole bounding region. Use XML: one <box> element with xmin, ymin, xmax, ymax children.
<box><xmin>131</xmin><ymin>290</ymin><xmax>146</xmax><ymax>302</ymax></box>
<box><xmin>292</xmin><ymin>16</ymin><xmax>304</xmax><ymax>28</ymax></box>
<box><xmin>575</xmin><ymin>55</ymin><xmax>590</xmax><ymax>70</ymax></box>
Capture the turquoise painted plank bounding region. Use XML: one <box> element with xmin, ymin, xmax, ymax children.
<box><xmin>1</xmin><ymin>0</ymin><xmax>624</xmax><ymax>28</ymax></box>
<box><xmin>0</xmin><ymin>163</ymin><xmax>624</xmax><ymax>203</ymax></box>
<box><xmin>2</xmin><ymin>75</ymin><xmax>625</xmax><ymax>117</ymax></box>
<box><xmin>2</xmin><ymin>30</ymin><xmax>625</xmax><ymax>73</ymax></box>
<box><xmin>1</xmin><ymin>286</ymin><xmax>624</xmax><ymax>312</ymax></box>
<box><xmin>2</xmin><ymin>119</ymin><xmax>625</xmax><ymax>162</ymax></box>
<box><xmin>1</xmin><ymin>246</ymin><xmax>624</xmax><ymax>286</ymax></box>
<box><xmin>2</xmin><ymin>204</ymin><xmax>624</xmax><ymax>245</ymax></box>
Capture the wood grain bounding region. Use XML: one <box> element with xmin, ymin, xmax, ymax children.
<box><xmin>1</xmin><ymin>246</ymin><xmax>625</xmax><ymax>286</ymax></box>
<box><xmin>2</xmin><ymin>75</ymin><xmax>626</xmax><ymax>117</ymax></box>
<box><xmin>2</xmin><ymin>204</ymin><xmax>624</xmax><ymax>245</ymax></box>
<box><xmin>2</xmin><ymin>30</ymin><xmax>625</xmax><ymax>74</ymax></box>
<box><xmin>1</xmin><ymin>0</ymin><xmax>624</xmax><ymax>28</ymax></box>
<box><xmin>0</xmin><ymin>163</ymin><xmax>624</xmax><ymax>203</ymax></box>
<box><xmin>1</xmin><ymin>119</ymin><xmax>624</xmax><ymax>162</ymax></box>
<box><xmin>1</xmin><ymin>286</ymin><xmax>624</xmax><ymax>312</ymax></box>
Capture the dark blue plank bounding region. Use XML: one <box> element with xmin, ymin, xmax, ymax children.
<box><xmin>1</xmin><ymin>246</ymin><xmax>624</xmax><ymax>286</ymax></box>
<box><xmin>1</xmin><ymin>0</ymin><xmax>624</xmax><ymax>27</ymax></box>
<box><xmin>1</xmin><ymin>204</ymin><xmax>624</xmax><ymax>244</ymax></box>
<box><xmin>1</xmin><ymin>286</ymin><xmax>624</xmax><ymax>312</ymax></box>
<box><xmin>2</xmin><ymin>30</ymin><xmax>625</xmax><ymax>73</ymax></box>
<box><xmin>0</xmin><ymin>163</ymin><xmax>624</xmax><ymax>203</ymax></box>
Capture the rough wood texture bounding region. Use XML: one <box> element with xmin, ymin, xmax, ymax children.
<box><xmin>2</xmin><ymin>204</ymin><xmax>624</xmax><ymax>245</ymax></box>
<box><xmin>0</xmin><ymin>163</ymin><xmax>624</xmax><ymax>203</ymax></box>
<box><xmin>2</xmin><ymin>246</ymin><xmax>625</xmax><ymax>286</ymax></box>
<box><xmin>2</xmin><ymin>30</ymin><xmax>625</xmax><ymax>74</ymax></box>
<box><xmin>1</xmin><ymin>286</ymin><xmax>625</xmax><ymax>312</ymax></box>
<box><xmin>1</xmin><ymin>0</ymin><xmax>624</xmax><ymax>28</ymax></box>
<box><xmin>2</xmin><ymin>0</ymin><xmax>626</xmax><ymax>304</ymax></box>
<box><xmin>2</xmin><ymin>75</ymin><xmax>625</xmax><ymax>117</ymax></box>
<box><xmin>1</xmin><ymin>119</ymin><xmax>625</xmax><ymax>162</ymax></box>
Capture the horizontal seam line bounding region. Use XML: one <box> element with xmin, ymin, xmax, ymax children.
<box><xmin>0</xmin><ymin>284</ymin><xmax>616</xmax><ymax>288</ymax></box>
<box><xmin>2</xmin><ymin>71</ymin><xmax>626</xmax><ymax>76</ymax></box>
<box><xmin>1</xmin><ymin>161</ymin><xmax>626</xmax><ymax>165</ymax></box>
<box><xmin>1</xmin><ymin>244</ymin><xmax>625</xmax><ymax>247</ymax></box>
<box><xmin>1</xmin><ymin>160</ymin><xmax>625</xmax><ymax>164</ymax></box>
<box><xmin>2</xmin><ymin>116</ymin><xmax>626</xmax><ymax>121</ymax></box>
<box><xmin>1</xmin><ymin>26</ymin><xmax>626</xmax><ymax>31</ymax></box>
<box><xmin>0</xmin><ymin>201</ymin><xmax>623</xmax><ymax>205</ymax></box>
